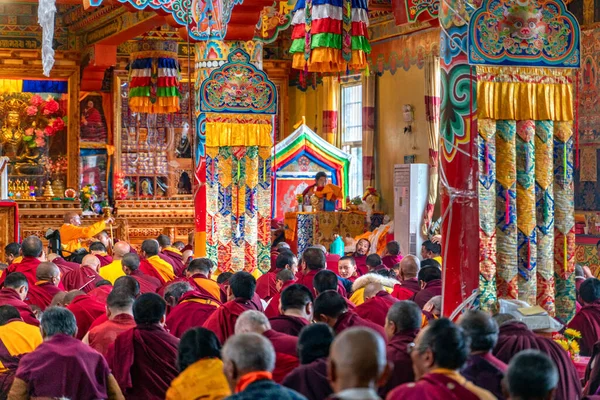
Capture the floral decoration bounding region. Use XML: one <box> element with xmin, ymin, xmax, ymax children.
<box><xmin>553</xmin><ymin>328</ymin><xmax>582</xmax><ymax>360</ymax></box>
<box><xmin>22</xmin><ymin>94</ymin><xmax>67</xmax><ymax>148</ymax></box>
<box><xmin>80</xmin><ymin>184</ymin><xmax>97</xmax><ymax>212</ymax></box>
<box><xmin>114</xmin><ymin>172</ymin><xmax>129</xmax><ymax>200</ymax></box>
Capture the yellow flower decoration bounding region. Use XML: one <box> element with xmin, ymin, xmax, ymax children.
<box><xmin>555</xmin><ymin>339</ymin><xmax>569</xmax><ymax>352</ymax></box>
<box><xmin>570</xmin><ymin>340</ymin><xmax>580</xmax><ymax>355</ymax></box>
<box><xmin>564</xmin><ymin>328</ymin><xmax>582</xmax><ymax>339</ymax></box>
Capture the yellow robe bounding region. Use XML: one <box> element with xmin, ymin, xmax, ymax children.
<box><xmin>147</xmin><ymin>255</ymin><xmax>175</xmax><ymax>283</ymax></box>
<box><xmin>99</xmin><ymin>260</ymin><xmax>125</xmax><ymax>284</ymax></box>
<box><xmin>0</xmin><ymin>320</ymin><xmax>43</xmax><ymax>373</ymax></box>
<box><xmin>165</xmin><ymin>358</ymin><xmax>230</xmax><ymax>400</ymax></box>
<box><xmin>59</xmin><ymin>220</ymin><xmax>107</xmax><ymax>254</ymax></box>
<box><xmin>12</xmin><ymin>256</ymin><xmax>22</xmax><ymax>264</ymax></box>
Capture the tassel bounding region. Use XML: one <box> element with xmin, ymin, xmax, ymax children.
<box><xmin>263</xmin><ymin>159</ymin><xmax>267</xmax><ymax>183</ymax></box>
<box><xmin>505</xmin><ymin>191</ymin><xmax>510</xmax><ymax>226</ymax></box>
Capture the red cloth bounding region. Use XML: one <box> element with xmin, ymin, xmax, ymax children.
<box><xmin>87</xmin><ymin>313</ymin><xmax>136</xmax><ymax>356</ymax></box>
<box><xmin>51</xmin><ymin>257</ymin><xmax>78</xmax><ymax>275</ymax></box>
<box><xmin>203</xmin><ymin>298</ymin><xmax>262</xmax><ymax>344</ymax></box>
<box><xmin>166</xmin><ymin>291</ymin><xmax>220</xmax><ymax>338</ymax></box>
<box><xmin>88</xmin><ymin>285</ymin><xmax>111</xmax><ymax>304</ymax></box>
<box><xmin>567</xmin><ymin>300</ymin><xmax>600</xmax><ymax>356</ymax></box>
<box><xmin>162</xmin><ymin>250</ymin><xmax>186</xmax><ymax>277</ymax></box>
<box><xmin>353</xmin><ymin>254</ymin><xmax>368</xmax><ymax>276</ymax></box>
<box><xmin>382</xmin><ymin>254</ymin><xmax>403</xmax><ymax>269</ymax></box>
<box><xmin>89</xmin><ymin>314</ymin><xmax>108</xmax><ymax>331</ymax></box>
<box><xmin>493</xmin><ymin>321</ymin><xmax>582</xmax><ymax>400</ymax></box>
<box><xmin>25</xmin><ymin>282</ymin><xmax>61</xmax><ymax>311</ymax></box>
<box><xmin>387</xmin><ymin>371</ymin><xmax>482</xmax><ymax>400</ymax></box>
<box><xmin>326</xmin><ymin>254</ymin><xmax>341</xmax><ymax>275</ymax></box>
<box><xmin>256</xmin><ymin>271</ymin><xmax>278</xmax><ymax>300</ymax></box>
<box><xmin>66</xmin><ymin>294</ymin><xmax>106</xmax><ymax>340</ymax></box>
<box><xmin>107</xmin><ymin>324</ymin><xmax>179</xmax><ymax>399</ymax></box>
<box><xmin>1</xmin><ymin>257</ymin><xmax>40</xmax><ymax>287</ymax></box>
<box><xmin>333</xmin><ymin>310</ymin><xmax>386</xmax><ymax>341</ymax></box>
<box><xmin>265</xmin><ymin>280</ymin><xmax>296</xmax><ymax>319</ymax></box>
<box><xmin>297</xmin><ymin>269</ymin><xmax>346</xmax><ymax>297</ymax></box>
<box><xmin>269</xmin><ymin>315</ymin><xmax>309</xmax><ymax>337</ymax></box>
<box><xmin>379</xmin><ymin>329</ymin><xmax>419</xmax><ymax>397</ymax></box>
<box><xmin>355</xmin><ymin>291</ymin><xmax>399</xmax><ymax>326</ymax></box>
<box><xmin>263</xmin><ymin>329</ymin><xmax>299</xmax><ymax>383</ymax></box>
<box><xmin>94</xmin><ymin>254</ymin><xmax>113</xmax><ymax>267</ymax></box>
<box><xmin>281</xmin><ymin>357</ymin><xmax>333</xmax><ymax>400</ymax></box>
<box><xmin>187</xmin><ymin>274</ymin><xmax>225</xmax><ymax>302</ymax></box>
<box><xmin>0</xmin><ymin>288</ymin><xmax>38</xmax><ymax>326</ymax></box>
<box><xmin>391</xmin><ymin>278</ymin><xmax>421</xmax><ymax>301</ymax></box>
<box><xmin>62</xmin><ymin>266</ymin><xmax>103</xmax><ymax>293</ymax></box>
<box><xmin>130</xmin><ymin>269</ymin><xmax>161</xmax><ymax>294</ymax></box>
<box><xmin>412</xmin><ymin>279</ymin><xmax>442</xmax><ymax>308</ymax></box>
<box><xmin>139</xmin><ymin>259</ymin><xmax>167</xmax><ymax>285</ymax></box>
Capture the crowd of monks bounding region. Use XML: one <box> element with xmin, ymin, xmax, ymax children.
<box><xmin>0</xmin><ymin>211</ymin><xmax>599</xmax><ymax>399</ymax></box>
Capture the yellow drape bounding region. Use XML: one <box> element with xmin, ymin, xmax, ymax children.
<box><xmin>0</xmin><ymin>80</ymin><xmax>22</xmax><ymax>93</ymax></box>
<box><xmin>205</xmin><ymin>122</ymin><xmax>272</xmax><ymax>147</ymax></box>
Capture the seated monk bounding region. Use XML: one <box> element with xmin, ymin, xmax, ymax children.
<box><xmin>352</xmin><ymin>238</ymin><xmax>371</xmax><ymax>276</ymax></box>
<box><xmin>338</xmin><ymin>256</ymin><xmax>359</xmax><ymax>284</ymax></box>
<box><xmin>0</xmin><ymin>236</ymin><xmax>43</xmax><ymax>288</ymax></box>
<box><xmin>365</xmin><ymin>254</ymin><xmax>390</xmax><ymax>274</ymax></box>
<box><xmin>493</xmin><ymin>318</ymin><xmax>582</xmax><ymax>400</ymax></box>
<box><xmin>313</xmin><ymin>270</ymin><xmax>353</xmax><ymax>309</ymax></box>
<box><xmin>203</xmin><ymin>272</ymin><xmax>262</xmax><ymax>344</ymax></box>
<box><xmin>0</xmin><ymin>305</ymin><xmax>42</xmax><ymax>394</ymax></box>
<box><xmin>88</xmin><ymin>280</ymin><xmax>113</xmax><ymax>304</ymax></box>
<box><xmin>349</xmin><ymin>271</ymin><xmax>398</xmax><ymax>306</ymax></box>
<box><xmin>313</xmin><ymin>291</ymin><xmax>386</xmax><ymax>340</ymax></box>
<box><xmin>4</xmin><ymin>243</ymin><xmax>21</xmax><ymax>266</ymax></box>
<box><xmin>59</xmin><ymin>211</ymin><xmax>113</xmax><ymax>254</ymax></box>
<box><xmin>391</xmin><ymin>255</ymin><xmax>422</xmax><ymax>300</ymax></box>
<box><xmin>506</xmin><ymin>351</ymin><xmax>559</xmax><ymax>400</ymax></box>
<box><xmin>0</xmin><ymin>273</ymin><xmax>38</xmax><ymax>326</ymax></box>
<box><xmin>382</xmin><ymin>241</ymin><xmax>403</xmax><ymax>270</ymax></box>
<box><xmin>166</xmin><ymin>327</ymin><xmax>231</xmax><ymax>400</ymax></box>
<box><xmin>62</xmin><ymin>254</ymin><xmax>103</xmax><ymax>293</ymax></box>
<box><xmin>90</xmin><ymin>241</ymin><xmax>113</xmax><ymax>267</ymax></box>
<box><xmin>84</xmin><ymin>288</ymin><xmax>136</xmax><ymax>356</ymax></box>
<box><xmin>264</xmin><ymin>269</ymin><xmax>296</xmax><ymax>319</ymax></box>
<box><xmin>355</xmin><ymin>282</ymin><xmax>399</xmax><ymax>327</ymax></box>
<box><xmin>122</xmin><ymin>253</ymin><xmax>161</xmax><ymax>294</ymax></box>
<box><xmin>296</xmin><ymin>247</ymin><xmax>346</xmax><ymax>297</ymax></box>
<box><xmin>257</xmin><ymin>251</ymin><xmax>298</xmax><ymax>301</ymax></box>
<box><xmin>282</xmin><ymin>323</ymin><xmax>334</xmax><ymax>400</ymax></box>
<box><xmin>88</xmin><ymin>276</ymin><xmax>140</xmax><ymax>332</ymax></box>
<box><xmin>567</xmin><ymin>277</ymin><xmax>600</xmax><ymax>356</ymax></box>
<box><xmin>64</xmin><ymin>290</ymin><xmax>106</xmax><ymax>340</ymax></box>
<box><xmin>411</xmin><ymin>264</ymin><xmax>442</xmax><ymax>308</ymax></box>
<box><xmin>139</xmin><ymin>239</ymin><xmax>175</xmax><ymax>285</ymax></box>
<box><xmin>458</xmin><ymin>310</ymin><xmax>507</xmax><ymax>399</ymax></box>
<box><xmin>314</xmin><ymin>244</ymin><xmax>340</xmax><ymax>275</ymax></box>
<box><xmin>9</xmin><ymin>307</ymin><xmax>124</xmax><ymax>400</ymax></box>
<box><xmin>387</xmin><ymin>318</ymin><xmax>495</xmax><ymax>400</ymax></box>
<box><xmin>158</xmin><ymin>234</ymin><xmax>186</xmax><ymax>277</ymax></box>
<box><xmin>235</xmin><ymin>310</ymin><xmax>299</xmax><ymax>383</ymax></box>
<box><xmin>47</xmin><ymin>253</ymin><xmax>78</xmax><ymax>276</ymax></box>
<box><xmin>25</xmin><ymin>262</ymin><xmax>62</xmax><ymax>311</ymax></box>
<box><xmin>379</xmin><ymin>301</ymin><xmax>421</xmax><ymax>397</ymax></box>
<box><xmin>186</xmin><ymin>258</ymin><xmax>223</xmax><ymax>302</ymax></box>
<box><xmin>100</xmin><ymin>241</ymin><xmax>130</xmax><ymax>284</ymax></box>
<box><xmin>106</xmin><ymin>293</ymin><xmax>179</xmax><ymax>399</ymax></box>
<box><xmin>165</xmin><ymin>281</ymin><xmax>220</xmax><ymax>339</ymax></box>
<box><xmin>269</xmin><ymin>284</ymin><xmax>312</xmax><ymax>336</ymax></box>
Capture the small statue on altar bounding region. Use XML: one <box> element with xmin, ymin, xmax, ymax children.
<box><xmin>1</xmin><ymin>110</ymin><xmax>43</xmax><ymax>175</ymax></box>
<box><xmin>175</xmin><ymin>123</ymin><xmax>191</xmax><ymax>158</ymax></box>
<box><xmin>140</xmin><ymin>179</ymin><xmax>153</xmax><ymax>196</ymax></box>
<box><xmin>1</xmin><ymin>110</ymin><xmax>24</xmax><ymax>159</ymax></box>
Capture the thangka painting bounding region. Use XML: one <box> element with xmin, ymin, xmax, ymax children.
<box><xmin>80</xmin><ymin>94</ymin><xmax>108</xmax><ymax>144</ymax></box>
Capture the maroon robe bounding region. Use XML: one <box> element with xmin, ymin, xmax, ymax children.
<box><xmin>0</xmin><ymin>288</ymin><xmax>38</xmax><ymax>326</ymax></box>
<box><xmin>269</xmin><ymin>315</ymin><xmax>309</xmax><ymax>337</ymax></box>
<box><xmin>391</xmin><ymin>278</ymin><xmax>421</xmax><ymax>300</ymax></box>
<box><xmin>263</xmin><ymin>329</ymin><xmax>299</xmax><ymax>383</ymax></box>
<box><xmin>256</xmin><ymin>271</ymin><xmax>278</xmax><ymax>300</ymax></box>
<box><xmin>51</xmin><ymin>256</ymin><xmax>79</xmax><ymax>275</ymax></box>
<box><xmin>107</xmin><ymin>324</ymin><xmax>179</xmax><ymax>399</ymax></box>
<box><xmin>567</xmin><ymin>300</ymin><xmax>600</xmax><ymax>356</ymax></box>
<box><xmin>88</xmin><ymin>285</ymin><xmax>112</xmax><ymax>304</ymax></box>
<box><xmin>326</xmin><ymin>254</ymin><xmax>341</xmax><ymax>274</ymax></box>
<box><xmin>62</xmin><ymin>266</ymin><xmax>103</xmax><ymax>293</ymax></box>
<box><xmin>379</xmin><ymin>329</ymin><xmax>419</xmax><ymax>397</ymax></box>
<box><xmin>461</xmin><ymin>352</ymin><xmax>507</xmax><ymax>400</ymax></box>
<box><xmin>203</xmin><ymin>297</ymin><xmax>262</xmax><ymax>344</ymax></box>
<box><xmin>387</xmin><ymin>371</ymin><xmax>484</xmax><ymax>400</ymax></box>
<box><xmin>87</xmin><ymin>313</ymin><xmax>136</xmax><ymax>356</ymax></box>
<box><xmin>25</xmin><ymin>282</ymin><xmax>61</xmax><ymax>311</ymax></box>
<box><xmin>282</xmin><ymin>357</ymin><xmax>333</xmax><ymax>400</ymax></box>
<box><xmin>333</xmin><ymin>310</ymin><xmax>386</xmax><ymax>341</ymax></box>
<box><xmin>130</xmin><ymin>269</ymin><xmax>161</xmax><ymax>294</ymax></box>
<box><xmin>166</xmin><ymin>291</ymin><xmax>220</xmax><ymax>338</ymax></box>
<box><xmin>493</xmin><ymin>321</ymin><xmax>582</xmax><ymax>400</ymax></box>
<box><xmin>187</xmin><ymin>273</ymin><xmax>225</xmax><ymax>303</ymax></box>
<box><xmin>162</xmin><ymin>249</ymin><xmax>186</xmax><ymax>277</ymax></box>
<box><xmin>89</xmin><ymin>314</ymin><xmax>109</xmax><ymax>331</ymax></box>
<box><xmin>94</xmin><ymin>254</ymin><xmax>113</xmax><ymax>267</ymax></box>
<box><xmin>353</xmin><ymin>254</ymin><xmax>368</xmax><ymax>276</ymax></box>
<box><xmin>297</xmin><ymin>269</ymin><xmax>347</xmax><ymax>298</ymax></box>
<box><xmin>382</xmin><ymin>254</ymin><xmax>402</xmax><ymax>269</ymax></box>
<box><xmin>66</xmin><ymin>294</ymin><xmax>106</xmax><ymax>340</ymax></box>
<box><xmin>265</xmin><ymin>280</ymin><xmax>297</xmax><ymax>319</ymax></box>
<box><xmin>356</xmin><ymin>291</ymin><xmax>399</xmax><ymax>326</ymax></box>
<box><xmin>16</xmin><ymin>334</ymin><xmax>112</xmax><ymax>400</ymax></box>
<box><xmin>139</xmin><ymin>259</ymin><xmax>167</xmax><ymax>285</ymax></box>
<box><xmin>0</xmin><ymin>257</ymin><xmax>40</xmax><ymax>287</ymax></box>
<box><xmin>412</xmin><ymin>279</ymin><xmax>442</xmax><ymax>308</ymax></box>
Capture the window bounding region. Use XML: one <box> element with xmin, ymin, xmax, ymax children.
<box><xmin>340</xmin><ymin>82</ymin><xmax>363</xmax><ymax>199</ymax></box>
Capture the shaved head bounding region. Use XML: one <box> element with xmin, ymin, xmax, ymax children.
<box><xmin>328</xmin><ymin>327</ymin><xmax>389</xmax><ymax>393</ymax></box>
<box><xmin>50</xmin><ymin>291</ymin><xmax>67</xmax><ymax>307</ymax></box>
<box><xmin>364</xmin><ymin>282</ymin><xmax>384</xmax><ymax>301</ymax></box>
<box><xmin>400</xmin><ymin>255</ymin><xmax>420</xmax><ymax>279</ymax></box>
<box><xmin>81</xmin><ymin>254</ymin><xmax>100</xmax><ymax>271</ymax></box>
<box><xmin>63</xmin><ymin>290</ymin><xmax>86</xmax><ymax>305</ymax></box>
<box><xmin>113</xmin><ymin>241</ymin><xmax>131</xmax><ymax>258</ymax></box>
<box><xmin>36</xmin><ymin>262</ymin><xmax>60</xmax><ymax>282</ymax></box>
<box><xmin>235</xmin><ymin>310</ymin><xmax>270</xmax><ymax>335</ymax></box>
<box><xmin>64</xmin><ymin>211</ymin><xmax>79</xmax><ymax>223</ymax></box>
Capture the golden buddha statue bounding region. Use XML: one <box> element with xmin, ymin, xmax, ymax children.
<box><xmin>1</xmin><ymin>107</ymin><xmax>43</xmax><ymax>175</ymax></box>
<box><xmin>1</xmin><ymin>110</ymin><xmax>24</xmax><ymax>159</ymax></box>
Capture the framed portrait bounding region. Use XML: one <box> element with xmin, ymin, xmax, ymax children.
<box><xmin>80</xmin><ymin>93</ymin><xmax>109</xmax><ymax>144</ymax></box>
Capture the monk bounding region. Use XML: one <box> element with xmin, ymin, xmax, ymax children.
<box><xmin>9</xmin><ymin>307</ymin><xmax>123</xmax><ymax>400</ymax></box>
<box><xmin>382</xmin><ymin>241</ymin><xmax>403</xmax><ymax>270</ymax></box>
<box><xmin>0</xmin><ymin>236</ymin><xmax>43</xmax><ymax>288</ymax></box>
<box><xmin>356</xmin><ymin>282</ymin><xmax>399</xmax><ymax>326</ymax></box>
<box><xmin>313</xmin><ymin>291</ymin><xmax>386</xmax><ymax>340</ymax></box>
<box><xmin>568</xmin><ymin>277</ymin><xmax>600</xmax><ymax>356</ymax></box>
<box><xmin>84</xmin><ymin>288</ymin><xmax>136</xmax><ymax>356</ymax></box>
<box><xmin>64</xmin><ymin>290</ymin><xmax>106</xmax><ymax>340</ymax></box>
<box><xmin>4</xmin><ymin>243</ymin><xmax>21</xmax><ymax>266</ymax></box>
<box><xmin>493</xmin><ymin>319</ymin><xmax>582</xmax><ymax>400</ymax></box>
<box><xmin>90</xmin><ymin>242</ymin><xmax>113</xmax><ymax>267</ymax></box>
<box><xmin>62</xmin><ymin>254</ymin><xmax>103</xmax><ymax>293</ymax></box>
<box><xmin>270</xmin><ymin>242</ymin><xmax>290</xmax><ymax>271</ymax></box>
<box><xmin>0</xmin><ymin>273</ymin><xmax>38</xmax><ymax>326</ymax></box>
<box><xmin>25</xmin><ymin>262</ymin><xmax>62</xmax><ymax>311</ymax></box>
<box><xmin>352</xmin><ymin>238</ymin><xmax>370</xmax><ymax>276</ymax></box>
<box><xmin>269</xmin><ymin>284</ymin><xmax>312</xmax><ymax>336</ymax></box>
<box><xmin>421</xmin><ymin>240</ymin><xmax>442</xmax><ymax>266</ymax></box>
<box><xmin>0</xmin><ymin>305</ymin><xmax>42</xmax><ymax>394</ymax></box>
<box><xmin>327</xmin><ymin>327</ymin><xmax>391</xmax><ymax>400</ymax></box>
<box><xmin>391</xmin><ymin>255</ymin><xmax>421</xmax><ymax>300</ymax></box>
<box><xmin>88</xmin><ymin>281</ymin><xmax>112</xmax><ymax>304</ymax></box>
<box><xmin>365</xmin><ymin>254</ymin><xmax>389</xmax><ymax>274</ymax></box>
<box><xmin>458</xmin><ymin>310</ymin><xmax>506</xmax><ymax>399</ymax></box>
<box><xmin>338</xmin><ymin>256</ymin><xmax>359</xmax><ymax>283</ymax></box>
<box><xmin>122</xmin><ymin>252</ymin><xmax>161</xmax><ymax>294</ymax></box>
<box><xmin>165</xmin><ymin>281</ymin><xmax>220</xmax><ymax>338</ymax></box>
<box><xmin>296</xmin><ymin>247</ymin><xmax>345</xmax><ymax>297</ymax></box>
<box><xmin>106</xmin><ymin>293</ymin><xmax>179</xmax><ymax>399</ymax></box>
<box><xmin>158</xmin><ymin>234</ymin><xmax>186</xmax><ymax>277</ymax></box>
<box><xmin>59</xmin><ymin>211</ymin><xmax>112</xmax><ymax>254</ymax></box>
<box><xmin>88</xmin><ymin>276</ymin><xmax>140</xmax><ymax>332</ymax></box>
<box><xmin>314</xmin><ymin>244</ymin><xmax>340</xmax><ymax>274</ymax></box>
<box><xmin>379</xmin><ymin>301</ymin><xmax>421</xmax><ymax>397</ymax></box>
<box><xmin>203</xmin><ymin>272</ymin><xmax>262</xmax><ymax>344</ymax></box>
<box><xmin>411</xmin><ymin>265</ymin><xmax>442</xmax><ymax>308</ymax></box>
<box><xmin>506</xmin><ymin>351</ymin><xmax>559</xmax><ymax>400</ymax></box>
<box><xmin>313</xmin><ymin>270</ymin><xmax>352</xmax><ymax>309</ymax></box>
<box><xmin>47</xmin><ymin>253</ymin><xmax>78</xmax><ymax>276</ymax></box>
<box><xmin>264</xmin><ymin>269</ymin><xmax>296</xmax><ymax>318</ymax></box>
<box><xmin>387</xmin><ymin>318</ymin><xmax>495</xmax><ymax>400</ymax></box>
<box><xmin>257</xmin><ymin>251</ymin><xmax>298</xmax><ymax>301</ymax></box>
<box><xmin>282</xmin><ymin>323</ymin><xmax>334</xmax><ymax>400</ymax></box>
<box><xmin>100</xmin><ymin>241</ymin><xmax>130</xmax><ymax>284</ymax></box>
<box><xmin>139</xmin><ymin>239</ymin><xmax>175</xmax><ymax>285</ymax></box>
<box><xmin>185</xmin><ymin>258</ymin><xmax>223</xmax><ymax>302</ymax></box>
<box><xmin>235</xmin><ymin>310</ymin><xmax>299</xmax><ymax>383</ymax></box>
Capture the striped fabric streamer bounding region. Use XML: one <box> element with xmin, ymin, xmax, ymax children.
<box><xmin>290</xmin><ymin>0</ymin><xmax>371</xmax><ymax>72</ymax></box>
<box><xmin>129</xmin><ymin>54</ymin><xmax>181</xmax><ymax>114</ymax></box>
